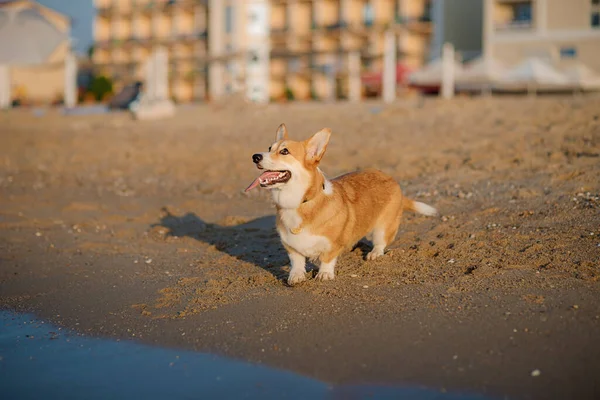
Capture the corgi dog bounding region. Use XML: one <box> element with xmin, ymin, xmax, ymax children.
<box><xmin>246</xmin><ymin>124</ymin><xmax>438</xmax><ymax>285</ymax></box>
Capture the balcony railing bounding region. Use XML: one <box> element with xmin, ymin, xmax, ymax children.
<box><xmin>96</xmin><ymin>0</ymin><xmax>207</xmax><ymax>17</ymax></box>
<box><xmin>395</xmin><ymin>15</ymin><xmax>433</xmax><ymax>25</ymax></box>
<box><xmin>93</xmin><ymin>30</ymin><xmax>207</xmax><ymax>50</ymax></box>
<box><xmin>495</xmin><ymin>19</ymin><xmax>533</xmax><ymax>31</ymax></box>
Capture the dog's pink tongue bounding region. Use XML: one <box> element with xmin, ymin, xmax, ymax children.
<box><xmin>245</xmin><ymin>177</ymin><xmax>261</xmax><ymax>192</ymax></box>
<box><xmin>245</xmin><ymin>171</ymin><xmax>280</xmax><ymax>192</ymax></box>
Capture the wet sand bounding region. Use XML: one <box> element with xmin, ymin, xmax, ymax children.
<box><xmin>1</xmin><ymin>97</ymin><xmax>599</xmax><ymax>399</ymax></box>
<box><xmin>0</xmin><ymin>311</ymin><xmax>490</xmax><ymax>399</ymax></box>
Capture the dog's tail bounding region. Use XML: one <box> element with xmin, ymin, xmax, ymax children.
<box><xmin>403</xmin><ymin>198</ymin><xmax>438</xmax><ymax>217</ymax></box>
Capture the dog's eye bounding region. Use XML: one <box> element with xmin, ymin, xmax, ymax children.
<box><xmin>279</xmin><ymin>148</ymin><xmax>289</xmax><ymax>155</ymax></box>
<box><xmin>268</xmin><ymin>146</ymin><xmax>272</xmax><ymax>152</ymax></box>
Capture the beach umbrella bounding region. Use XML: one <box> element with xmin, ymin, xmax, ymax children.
<box><xmin>456</xmin><ymin>56</ymin><xmax>506</xmax><ymax>86</ymax></box>
<box><xmin>408</xmin><ymin>58</ymin><xmax>464</xmax><ymax>88</ymax></box>
<box><xmin>0</xmin><ymin>6</ymin><xmax>67</xmax><ymax>65</ymax></box>
<box><xmin>563</xmin><ymin>63</ymin><xmax>600</xmax><ymax>91</ymax></box>
<box><xmin>496</xmin><ymin>57</ymin><xmax>569</xmax><ymax>92</ymax></box>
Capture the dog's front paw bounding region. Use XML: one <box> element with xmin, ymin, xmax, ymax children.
<box><xmin>315</xmin><ymin>270</ymin><xmax>335</xmax><ymax>281</ymax></box>
<box><xmin>287</xmin><ymin>269</ymin><xmax>307</xmax><ymax>286</ymax></box>
<box><xmin>366</xmin><ymin>248</ymin><xmax>385</xmax><ymax>260</ymax></box>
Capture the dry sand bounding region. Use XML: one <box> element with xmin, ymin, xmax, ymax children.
<box><xmin>1</xmin><ymin>96</ymin><xmax>599</xmax><ymax>399</ymax></box>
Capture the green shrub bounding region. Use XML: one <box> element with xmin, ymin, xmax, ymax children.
<box><xmin>89</xmin><ymin>75</ymin><xmax>114</xmax><ymax>101</ymax></box>
<box><xmin>284</xmin><ymin>86</ymin><xmax>295</xmax><ymax>101</ymax></box>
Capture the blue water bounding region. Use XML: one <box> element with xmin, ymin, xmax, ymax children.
<box><xmin>0</xmin><ymin>311</ymin><xmax>491</xmax><ymax>400</ymax></box>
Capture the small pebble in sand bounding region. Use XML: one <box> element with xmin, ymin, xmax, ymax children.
<box><xmin>572</xmin><ymin>305</ymin><xmax>579</xmax><ymax>310</ymax></box>
<box><xmin>145</xmin><ymin>259</ymin><xmax>153</xmax><ymax>264</ymax></box>
<box><xmin>363</xmin><ymin>285</ymin><xmax>369</xmax><ymax>289</ymax></box>
<box><xmin>35</xmin><ymin>232</ymin><xmax>42</xmax><ymax>237</ymax></box>
<box><xmin>350</xmin><ymin>274</ymin><xmax>358</xmax><ymax>278</ymax></box>
<box><xmin>134</xmin><ymin>260</ymin><xmax>138</xmax><ymax>264</ymax></box>
<box><xmin>531</xmin><ymin>369</ymin><xmax>541</xmax><ymax>377</ymax></box>
<box><xmin>448</xmin><ymin>259</ymin><xmax>456</xmax><ymax>264</ymax></box>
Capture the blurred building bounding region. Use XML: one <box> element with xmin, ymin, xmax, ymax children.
<box><xmin>0</xmin><ymin>0</ymin><xmax>72</xmax><ymax>105</ymax></box>
<box><xmin>92</xmin><ymin>0</ymin><xmax>433</xmax><ymax>102</ymax></box>
<box><xmin>266</xmin><ymin>0</ymin><xmax>432</xmax><ymax>100</ymax></box>
<box><xmin>93</xmin><ymin>0</ymin><xmax>208</xmax><ymax>102</ymax></box>
<box><xmin>484</xmin><ymin>0</ymin><xmax>600</xmax><ymax>69</ymax></box>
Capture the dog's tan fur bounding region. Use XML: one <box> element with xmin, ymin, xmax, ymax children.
<box><xmin>250</xmin><ymin>124</ymin><xmax>437</xmax><ymax>285</ymax></box>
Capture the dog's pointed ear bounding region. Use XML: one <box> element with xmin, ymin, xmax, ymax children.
<box><xmin>305</xmin><ymin>128</ymin><xmax>331</xmax><ymax>163</ymax></box>
<box><xmin>275</xmin><ymin>123</ymin><xmax>288</xmax><ymax>142</ymax></box>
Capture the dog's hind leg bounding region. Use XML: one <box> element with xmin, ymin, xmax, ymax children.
<box><xmin>366</xmin><ymin>227</ymin><xmax>386</xmax><ymax>260</ymax></box>
<box><xmin>315</xmin><ymin>248</ymin><xmax>342</xmax><ymax>281</ymax></box>
<box><xmin>366</xmin><ymin>204</ymin><xmax>403</xmax><ymax>261</ymax></box>
<box><xmin>315</xmin><ymin>257</ymin><xmax>337</xmax><ymax>281</ymax></box>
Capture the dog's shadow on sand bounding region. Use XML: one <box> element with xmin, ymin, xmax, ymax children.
<box><xmin>151</xmin><ymin>208</ymin><xmax>294</xmax><ymax>281</ymax></box>
<box><xmin>151</xmin><ymin>207</ymin><xmax>374</xmax><ymax>282</ymax></box>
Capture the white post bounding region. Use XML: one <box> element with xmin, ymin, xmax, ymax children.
<box><xmin>382</xmin><ymin>30</ymin><xmax>396</xmax><ymax>103</ymax></box>
<box><xmin>245</xmin><ymin>0</ymin><xmax>271</xmax><ymax>104</ymax></box>
<box><xmin>144</xmin><ymin>53</ymin><xmax>155</xmax><ymax>100</ymax></box>
<box><xmin>441</xmin><ymin>42</ymin><xmax>455</xmax><ymax>99</ymax></box>
<box><xmin>154</xmin><ymin>47</ymin><xmax>169</xmax><ymax>101</ymax></box>
<box><xmin>0</xmin><ymin>65</ymin><xmax>10</xmax><ymax>109</ymax></box>
<box><xmin>209</xmin><ymin>0</ymin><xmax>225</xmax><ymax>100</ymax></box>
<box><xmin>348</xmin><ymin>51</ymin><xmax>361</xmax><ymax>102</ymax></box>
<box><xmin>131</xmin><ymin>48</ymin><xmax>175</xmax><ymax>120</ymax></box>
<box><xmin>64</xmin><ymin>52</ymin><xmax>78</xmax><ymax>108</ymax></box>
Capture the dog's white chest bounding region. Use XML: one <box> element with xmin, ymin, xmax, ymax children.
<box><xmin>277</xmin><ymin>209</ymin><xmax>330</xmax><ymax>258</ymax></box>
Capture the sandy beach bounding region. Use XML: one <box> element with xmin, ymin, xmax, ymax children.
<box><xmin>1</xmin><ymin>96</ymin><xmax>599</xmax><ymax>399</ymax></box>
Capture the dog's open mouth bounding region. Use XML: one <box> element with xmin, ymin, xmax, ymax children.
<box><xmin>245</xmin><ymin>170</ymin><xmax>291</xmax><ymax>192</ymax></box>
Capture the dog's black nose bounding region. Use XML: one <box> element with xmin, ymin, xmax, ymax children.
<box><xmin>252</xmin><ymin>154</ymin><xmax>263</xmax><ymax>164</ymax></box>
